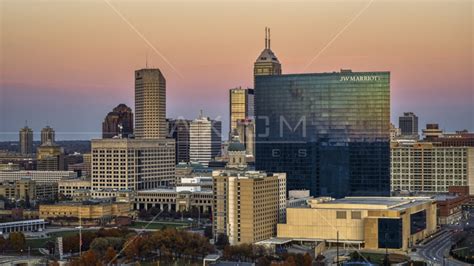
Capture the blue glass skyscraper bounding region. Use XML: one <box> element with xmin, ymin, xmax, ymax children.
<box><xmin>255</xmin><ymin>70</ymin><xmax>390</xmax><ymax>198</ymax></box>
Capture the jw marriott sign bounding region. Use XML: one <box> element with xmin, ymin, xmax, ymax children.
<box><xmin>340</xmin><ymin>75</ymin><xmax>381</xmax><ymax>82</ymax></box>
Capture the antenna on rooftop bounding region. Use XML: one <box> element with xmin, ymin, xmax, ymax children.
<box><xmin>268</xmin><ymin>28</ymin><xmax>271</xmax><ymax>49</ymax></box>
<box><xmin>265</xmin><ymin>27</ymin><xmax>268</xmax><ymax>49</ymax></box>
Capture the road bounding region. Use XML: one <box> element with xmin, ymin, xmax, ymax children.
<box><xmin>416</xmin><ymin>209</ymin><xmax>474</xmax><ymax>266</ymax></box>
<box><xmin>416</xmin><ymin>230</ymin><xmax>467</xmax><ymax>266</ymax></box>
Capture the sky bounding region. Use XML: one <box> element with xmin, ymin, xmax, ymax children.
<box><xmin>1</xmin><ymin>0</ymin><xmax>472</xmax><ymax>141</ymax></box>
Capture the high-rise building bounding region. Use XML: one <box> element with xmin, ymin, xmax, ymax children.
<box><xmin>19</xmin><ymin>126</ymin><xmax>33</xmax><ymax>155</ymax></box>
<box><xmin>102</xmin><ymin>104</ymin><xmax>134</xmax><ymax>138</ymax></box>
<box><xmin>422</xmin><ymin>123</ymin><xmax>443</xmax><ymax>140</ymax></box>
<box><xmin>189</xmin><ymin>113</ymin><xmax>222</xmax><ymax>166</ymax></box>
<box><xmin>235</xmin><ymin>119</ymin><xmax>255</xmax><ymax>158</ymax></box>
<box><xmin>255</xmin><ymin>70</ymin><xmax>390</xmax><ymax>198</ymax></box>
<box><xmin>91</xmin><ymin>138</ymin><xmax>175</xmax><ymax>191</ymax></box>
<box><xmin>399</xmin><ymin>112</ymin><xmax>419</xmax><ymax>137</ymax></box>
<box><xmin>134</xmin><ymin>68</ymin><xmax>167</xmax><ymax>139</ymax></box>
<box><xmin>229</xmin><ymin>87</ymin><xmax>254</xmax><ymax>135</ymax></box>
<box><xmin>41</xmin><ymin>126</ymin><xmax>55</xmax><ymax>145</ymax></box>
<box><xmin>391</xmin><ymin>141</ymin><xmax>474</xmax><ymax>195</ymax></box>
<box><xmin>167</xmin><ymin>118</ymin><xmax>192</xmax><ymax>163</ymax></box>
<box><xmin>36</xmin><ymin>142</ymin><xmax>65</xmax><ymax>171</ymax></box>
<box><xmin>253</xmin><ymin>27</ymin><xmax>282</xmax><ymax>84</ymax></box>
<box><xmin>213</xmin><ymin>170</ymin><xmax>286</xmax><ymax>245</ymax></box>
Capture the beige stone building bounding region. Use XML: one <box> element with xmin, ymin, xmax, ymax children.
<box><xmin>39</xmin><ymin>201</ymin><xmax>131</xmax><ymax>224</ymax></box>
<box><xmin>91</xmin><ymin>138</ymin><xmax>175</xmax><ymax>191</ymax></box>
<box><xmin>135</xmin><ymin>187</ymin><xmax>213</xmax><ymax>213</ymax></box>
<box><xmin>0</xmin><ymin>177</ymin><xmax>57</xmax><ymax>202</ymax></box>
<box><xmin>134</xmin><ymin>68</ymin><xmax>167</xmax><ymax>140</ymax></box>
<box><xmin>36</xmin><ymin>142</ymin><xmax>65</xmax><ymax>171</ymax></box>
<box><xmin>253</xmin><ymin>28</ymin><xmax>282</xmax><ymax>83</ymax></box>
<box><xmin>277</xmin><ymin>197</ymin><xmax>437</xmax><ymax>251</ymax></box>
<box><xmin>58</xmin><ymin>179</ymin><xmax>91</xmax><ymax>198</ymax></box>
<box><xmin>213</xmin><ymin>170</ymin><xmax>286</xmax><ymax>245</ymax></box>
<box><xmin>0</xmin><ymin>170</ymin><xmax>77</xmax><ymax>183</ymax></box>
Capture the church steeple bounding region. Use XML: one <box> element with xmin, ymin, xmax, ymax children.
<box><xmin>254</xmin><ymin>27</ymin><xmax>282</xmax><ymax>83</ymax></box>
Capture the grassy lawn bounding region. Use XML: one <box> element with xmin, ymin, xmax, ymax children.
<box><xmin>129</xmin><ymin>221</ymin><xmax>191</xmax><ymax>230</ymax></box>
<box><xmin>26</xmin><ymin>229</ymin><xmax>97</xmax><ymax>249</ymax></box>
<box><xmin>354</xmin><ymin>252</ymin><xmax>410</xmax><ymax>265</ymax></box>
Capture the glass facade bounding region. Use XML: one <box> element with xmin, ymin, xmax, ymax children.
<box><xmin>378</xmin><ymin>218</ymin><xmax>402</xmax><ymax>249</ymax></box>
<box><xmin>229</xmin><ymin>88</ymin><xmax>254</xmax><ymax>134</ymax></box>
<box><xmin>410</xmin><ymin>210</ymin><xmax>427</xmax><ymax>234</ymax></box>
<box><xmin>255</xmin><ymin>71</ymin><xmax>390</xmax><ymax>197</ymax></box>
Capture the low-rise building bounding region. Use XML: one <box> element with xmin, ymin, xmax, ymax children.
<box><xmin>0</xmin><ymin>170</ymin><xmax>77</xmax><ymax>183</ymax></box>
<box><xmin>0</xmin><ymin>219</ymin><xmax>45</xmax><ymax>234</ymax></box>
<box><xmin>277</xmin><ymin>197</ymin><xmax>437</xmax><ymax>251</ymax></box>
<box><xmin>58</xmin><ymin>179</ymin><xmax>91</xmax><ymax>198</ymax></box>
<box><xmin>435</xmin><ymin>194</ymin><xmax>469</xmax><ymax>225</ymax></box>
<box><xmin>0</xmin><ymin>178</ymin><xmax>57</xmax><ymax>202</ymax></box>
<box><xmin>134</xmin><ymin>187</ymin><xmax>213</xmax><ymax>214</ymax></box>
<box><xmin>39</xmin><ymin>200</ymin><xmax>131</xmax><ymax>225</ymax></box>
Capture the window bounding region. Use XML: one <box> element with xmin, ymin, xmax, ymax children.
<box><xmin>351</xmin><ymin>211</ymin><xmax>361</xmax><ymax>219</ymax></box>
<box><xmin>336</xmin><ymin>211</ymin><xmax>346</xmax><ymax>219</ymax></box>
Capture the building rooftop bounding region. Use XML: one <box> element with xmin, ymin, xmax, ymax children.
<box><xmin>137</xmin><ymin>187</ymin><xmax>213</xmax><ymax>194</ymax></box>
<box><xmin>305</xmin><ymin>197</ymin><xmax>434</xmax><ymax>211</ymax></box>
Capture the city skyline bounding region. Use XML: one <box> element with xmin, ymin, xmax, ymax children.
<box><xmin>1</xmin><ymin>0</ymin><xmax>472</xmax><ymax>141</ymax></box>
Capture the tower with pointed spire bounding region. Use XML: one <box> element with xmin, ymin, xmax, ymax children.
<box><xmin>253</xmin><ymin>27</ymin><xmax>282</xmax><ymax>84</ymax></box>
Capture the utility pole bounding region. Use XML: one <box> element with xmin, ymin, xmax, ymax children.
<box><xmin>336</xmin><ymin>231</ymin><xmax>339</xmax><ymax>266</ymax></box>
<box><xmin>79</xmin><ymin>210</ymin><xmax>82</xmax><ymax>256</ymax></box>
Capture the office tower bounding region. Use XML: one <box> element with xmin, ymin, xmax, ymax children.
<box><xmin>424</xmin><ymin>128</ymin><xmax>474</xmax><ymax>147</ymax></box>
<box><xmin>422</xmin><ymin>123</ymin><xmax>443</xmax><ymax>140</ymax></box>
<box><xmin>229</xmin><ymin>87</ymin><xmax>254</xmax><ymax>135</ymax></box>
<box><xmin>167</xmin><ymin>118</ymin><xmax>192</xmax><ymax>163</ymax></box>
<box><xmin>253</xmin><ymin>27</ymin><xmax>282</xmax><ymax>83</ymax></box>
<box><xmin>255</xmin><ymin>70</ymin><xmax>390</xmax><ymax>198</ymax></box>
<box><xmin>41</xmin><ymin>126</ymin><xmax>55</xmax><ymax>145</ymax></box>
<box><xmin>134</xmin><ymin>69</ymin><xmax>167</xmax><ymax>139</ymax></box>
<box><xmin>235</xmin><ymin>119</ymin><xmax>255</xmax><ymax>158</ymax></box>
<box><xmin>19</xmin><ymin>126</ymin><xmax>33</xmax><ymax>155</ymax></box>
<box><xmin>91</xmin><ymin>138</ymin><xmax>175</xmax><ymax>190</ymax></box>
<box><xmin>36</xmin><ymin>142</ymin><xmax>65</xmax><ymax>171</ymax></box>
<box><xmin>391</xmin><ymin>141</ymin><xmax>474</xmax><ymax>195</ymax></box>
<box><xmin>189</xmin><ymin>113</ymin><xmax>222</xmax><ymax>166</ymax></box>
<box><xmin>399</xmin><ymin>112</ymin><xmax>419</xmax><ymax>137</ymax></box>
<box><xmin>102</xmin><ymin>104</ymin><xmax>134</xmax><ymax>138</ymax></box>
<box><xmin>213</xmin><ymin>170</ymin><xmax>286</xmax><ymax>245</ymax></box>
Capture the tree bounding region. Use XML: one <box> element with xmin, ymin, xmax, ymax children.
<box><xmin>103</xmin><ymin>246</ymin><xmax>117</xmax><ymax>264</ymax></box>
<box><xmin>81</xmin><ymin>250</ymin><xmax>99</xmax><ymax>265</ymax></box>
<box><xmin>90</xmin><ymin>238</ymin><xmax>109</xmax><ymax>255</ymax></box>
<box><xmin>0</xmin><ymin>236</ymin><xmax>7</xmax><ymax>251</ymax></box>
<box><xmin>285</xmin><ymin>255</ymin><xmax>296</xmax><ymax>266</ymax></box>
<box><xmin>8</xmin><ymin>232</ymin><xmax>26</xmax><ymax>252</ymax></box>
<box><xmin>215</xmin><ymin>233</ymin><xmax>229</xmax><ymax>249</ymax></box>
<box><xmin>303</xmin><ymin>253</ymin><xmax>313</xmax><ymax>266</ymax></box>
<box><xmin>204</xmin><ymin>226</ymin><xmax>213</xmax><ymax>239</ymax></box>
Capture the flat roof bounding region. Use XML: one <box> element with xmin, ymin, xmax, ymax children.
<box><xmin>304</xmin><ymin>197</ymin><xmax>433</xmax><ymax>211</ymax></box>
<box><xmin>137</xmin><ymin>187</ymin><xmax>213</xmax><ymax>194</ymax></box>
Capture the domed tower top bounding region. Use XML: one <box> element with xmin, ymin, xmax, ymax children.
<box><xmin>254</xmin><ymin>27</ymin><xmax>282</xmax><ymax>82</ymax></box>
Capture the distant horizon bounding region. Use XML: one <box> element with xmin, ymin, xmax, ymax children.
<box><xmin>1</xmin><ymin>0</ymin><xmax>472</xmax><ymax>141</ymax></box>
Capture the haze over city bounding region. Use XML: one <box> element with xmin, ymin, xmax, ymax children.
<box><xmin>1</xmin><ymin>0</ymin><xmax>472</xmax><ymax>140</ymax></box>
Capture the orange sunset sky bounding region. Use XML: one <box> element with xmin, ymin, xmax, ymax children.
<box><xmin>1</xmin><ymin>0</ymin><xmax>472</xmax><ymax>140</ymax></box>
